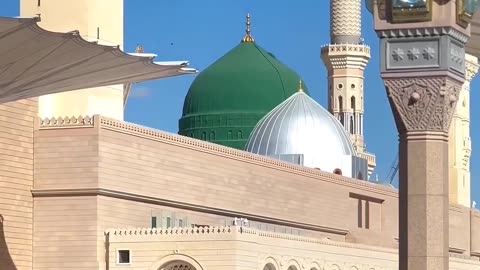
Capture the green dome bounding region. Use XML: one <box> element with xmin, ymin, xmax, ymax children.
<box><xmin>178</xmin><ymin>40</ymin><xmax>309</xmax><ymax>150</ymax></box>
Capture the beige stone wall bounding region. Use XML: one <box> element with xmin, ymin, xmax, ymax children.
<box><xmin>0</xmin><ymin>99</ymin><xmax>37</xmax><ymax>270</ymax></box>
<box><xmin>95</xmin><ymin>117</ymin><xmax>398</xmax><ymax>245</ymax></box>
<box><xmin>30</xmin><ymin>116</ymin><xmax>480</xmax><ymax>268</ymax></box>
<box><xmin>105</xmin><ymin>226</ymin><xmax>480</xmax><ymax>270</ymax></box>
<box><xmin>33</xmin><ymin>196</ymin><xmax>99</xmax><ymax>270</ymax></box>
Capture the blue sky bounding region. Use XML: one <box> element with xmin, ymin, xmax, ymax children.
<box><xmin>3</xmin><ymin>0</ymin><xmax>480</xmax><ymax>203</ymax></box>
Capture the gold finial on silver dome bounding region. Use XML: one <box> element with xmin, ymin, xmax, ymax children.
<box><xmin>242</xmin><ymin>13</ymin><xmax>255</xmax><ymax>43</ymax></box>
<box><xmin>135</xmin><ymin>44</ymin><xmax>144</xmax><ymax>53</ymax></box>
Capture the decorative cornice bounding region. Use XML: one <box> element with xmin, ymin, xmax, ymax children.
<box><xmin>377</xmin><ymin>27</ymin><xmax>469</xmax><ymax>43</ymax></box>
<box><xmin>40</xmin><ymin>116</ymin><xmax>94</xmax><ymax>129</ymax></box>
<box><xmin>321</xmin><ymin>44</ymin><xmax>370</xmax><ymax>70</ymax></box>
<box><xmin>321</xmin><ymin>44</ymin><xmax>371</xmax><ymax>54</ymax></box>
<box><xmin>31</xmin><ymin>187</ymin><xmax>350</xmax><ymax>236</ymax></box>
<box><xmin>107</xmin><ymin>226</ymin><xmax>233</xmax><ymax>236</ymax></box>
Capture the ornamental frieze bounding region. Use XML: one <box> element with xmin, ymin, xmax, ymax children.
<box><xmin>381</xmin><ymin>35</ymin><xmax>466</xmax><ymax>76</ymax></box>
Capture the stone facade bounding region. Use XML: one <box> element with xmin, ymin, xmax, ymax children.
<box><xmin>0</xmin><ymin>114</ymin><xmax>472</xmax><ymax>270</ymax></box>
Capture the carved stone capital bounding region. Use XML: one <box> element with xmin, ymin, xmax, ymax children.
<box><xmin>384</xmin><ymin>77</ymin><xmax>462</xmax><ymax>133</ymax></box>
<box><xmin>465</xmin><ymin>54</ymin><xmax>480</xmax><ymax>83</ymax></box>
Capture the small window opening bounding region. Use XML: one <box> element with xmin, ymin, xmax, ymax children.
<box><xmin>37</xmin><ymin>0</ymin><xmax>41</xmax><ymax>7</ymax></box>
<box><xmin>151</xmin><ymin>216</ymin><xmax>157</xmax><ymax>228</ymax></box>
<box><xmin>166</xmin><ymin>217</ymin><xmax>171</xmax><ymax>228</ymax></box>
<box><xmin>178</xmin><ymin>219</ymin><xmax>184</xmax><ymax>227</ymax></box>
<box><xmin>117</xmin><ymin>250</ymin><xmax>131</xmax><ymax>264</ymax></box>
<box><xmin>333</xmin><ymin>168</ymin><xmax>342</xmax><ymax>175</ymax></box>
<box><xmin>97</xmin><ymin>27</ymin><xmax>100</xmax><ymax>39</ymax></box>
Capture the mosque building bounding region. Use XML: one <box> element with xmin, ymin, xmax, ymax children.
<box><xmin>1</xmin><ymin>0</ymin><xmax>480</xmax><ymax>270</ymax></box>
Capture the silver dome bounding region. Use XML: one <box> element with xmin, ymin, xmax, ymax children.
<box><xmin>245</xmin><ymin>89</ymin><xmax>356</xmax><ymax>169</ymax></box>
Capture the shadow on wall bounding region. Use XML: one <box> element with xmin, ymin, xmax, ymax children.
<box><xmin>0</xmin><ymin>215</ymin><xmax>17</xmax><ymax>270</ymax></box>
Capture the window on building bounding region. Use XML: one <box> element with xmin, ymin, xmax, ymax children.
<box><xmin>333</xmin><ymin>168</ymin><xmax>342</xmax><ymax>175</ymax></box>
<box><xmin>351</xmin><ymin>96</ymin><xmax>356</xmax><ymax>110</ymax></box>
<box><xmin>166</xmin><ymin>217</ymin><xmax>171</xmax><ymax>228</ymax></box>
<box><xmin>178</xmin><ymin>219</ymin><xmax>184</xmax><ymax>227</ymax></box>
<box><xmin>117</xmin><ymin>250</ymin><xmax>131</xmax><ymax>264</ymax></box>
<box><xmin>151</xmin><ymin>216</ymin><xmax>157</xmax><ymax>228</ymax></box>
<box><xmin>338</xmin><ymin>96</ymin><xmax>343</xmax><ymax>111</ymax></box>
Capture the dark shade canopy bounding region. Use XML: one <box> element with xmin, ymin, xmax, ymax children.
<box><xmin>0</xmin><ymin>16</ymin><xmax>197</xmax><ymax>104</ymax></box>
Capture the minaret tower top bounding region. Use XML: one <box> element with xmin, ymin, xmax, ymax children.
<box><xmin>321</xmin><ymin>0</ymin><xmax>375</xmax><ymax>178</ymax></box>
<box><xmin>330</xmin><ymin>0</ymin><xmax>362</xmax><ymax>44</ymax></box>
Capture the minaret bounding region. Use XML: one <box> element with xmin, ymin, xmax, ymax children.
<box><xmin>449</xmin><ymin>53</ymin><xmax>479</xmax><ymax>207</ymax></box>
<box><xmin>21</xmin><ymin>0</ymin><xmax>125</xmax><ymax>120</ymax></box>
<box><xmin>321</xmin><ymin>0</ymin><xmax>376</xmax><ymax>178</ymax></box>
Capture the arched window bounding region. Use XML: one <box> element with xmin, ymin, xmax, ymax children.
<box><xmin>201</xmin><ymin>132</ymin><xmax>206</xmax><ymax>140</ymax></box>
<box><xmin>351</xmin><ymin>96</ymin><xmax>356</xmax><ymax>110</ymax></box>
<box><xmin>357</xmin><ymin>171</ymin><xmax>364</xmax><ymax>180</ymax></box>
<box><xmin>264</xmin><ymin>263</ymin><xmax>276</xmax><ymax>270</ymax></box>
<box><xmin>333</xmin><ymin>168</ymin><xmax>343</xmax><ymax>175</ymax></box>
<box><xmin>350</xmin><ymin>116</ymin><xmax>354</xmax><ymax>134</ymax></box>
<box><xmin>209</xmin><ymin>131</ymin><xmax>215</xmax><ymax>140</ymax></box>
<box><xmin>338</xmin><ymin>96</ymin><xmax>343</xmax><ymax>111</ymax></box>
<box><xmin>237</xmin><ymin>130</ymin><xmax>243</xmax><ymax>139</ymax></box>
<box><xmin>227</xmin><ymin>130</ymin><xmax>233</xmax><ymax>140</ymax></box>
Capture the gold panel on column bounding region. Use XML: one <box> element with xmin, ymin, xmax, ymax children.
<box><xmin>391</xmin><ymin>0</ymin><xmax>432</xmax><ymax>23</ymax></box>
<box><xmin>457</xmin><ymin>0</ymin><xmax>480</xmax><ymax>27</ymax></box>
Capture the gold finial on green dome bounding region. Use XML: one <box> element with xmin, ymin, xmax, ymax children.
<box><xmin>242</xmin><ymin>13</ymin><xmax>255</xmax><ymax>43</ymax></box>
<box><xmin>298</xmin><ymin>80</ymin><xmax>304</xmax><ymax>92</ymax></box>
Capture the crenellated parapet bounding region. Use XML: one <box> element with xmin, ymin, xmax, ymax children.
<box><xmin>39</xmin><ymin>115</ymin><xmax>94</xmax><ymax>128</ymax></box>
<box><xmin>106</xmin><ymin>226</ymin><xmax>233</xmax><ymax>236</ymax></box>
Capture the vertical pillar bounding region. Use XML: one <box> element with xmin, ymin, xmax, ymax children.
<box><xmin>386</xmin><ymin>77</ymin><xmax>460</xmax><ymax>270</ymax></box>
<box><xmin>366</xmin><ymin>1</ymin><xmax>475</xmax><ymax>269</ymax></box>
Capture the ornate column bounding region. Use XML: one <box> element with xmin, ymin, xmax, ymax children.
<box><xmin>448</xmin><ymin>54</ymin><xmax>479</xmax><ymax>207</ymax></box>
<box><xmin>365</xmin><ymin>1</ymin><xmax>478</xmax><ymax>269</ymax></box>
